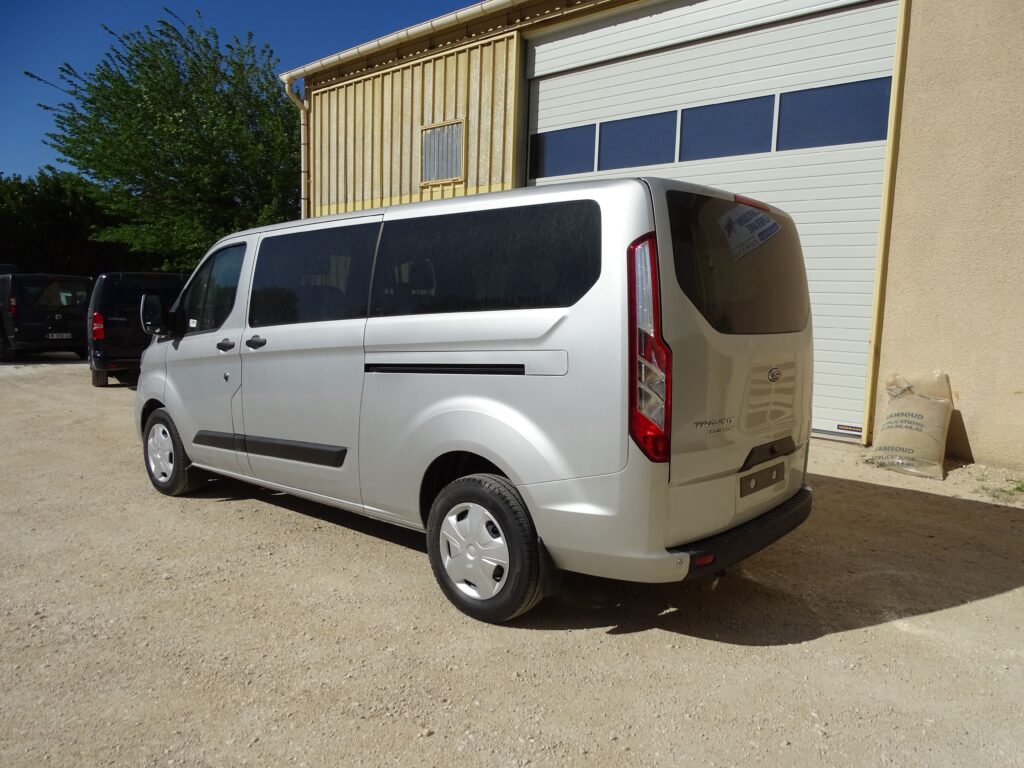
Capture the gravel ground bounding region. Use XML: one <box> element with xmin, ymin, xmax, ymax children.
<box><xmin>2</xmin><ymin>358</ymin><xmax>1022</xmax><ymax>767</ymax></box>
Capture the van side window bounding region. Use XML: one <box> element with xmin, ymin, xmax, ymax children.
<box><xmin>249</xmin><ymin>223</ymin><xmax>379</xmax><ymax>327</ymax></box>
<box><xmin>371</xmin><ymin>201</ymin><xmax>601</xmax><ymax>317</ymax></box>
<box><xmin>180</xmin><ymin>244</ymin><xmax>245</xmax><ymax>335</ymax></box>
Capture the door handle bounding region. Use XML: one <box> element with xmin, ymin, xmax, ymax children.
<box><xmin>245</xmin><ymin>335</ymin><xmax>268</xmax><ymax>349</ymax></box>
<box><xmin>216</xmin><ymin>338</ymin><xmax>235</xmax><ymax>352</ymax></box>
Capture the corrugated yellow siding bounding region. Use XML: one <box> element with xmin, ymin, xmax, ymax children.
<box><xmin>309</xmin><ymin>32</ymin><xmax>521</xmax><ymax>215</ymax></box>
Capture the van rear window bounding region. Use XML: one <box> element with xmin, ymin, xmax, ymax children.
<box><xmin>104</xmin><ymin>276</ymin><xmax>184</xmax><ymax>311</ymax></box>
<box><xmin>371</xmin><ymin>201</ymin><xmax>601</xmax><ymax>317</ymax></box>
<box><xmin>666</xmin><ymin>191</ymin><xmax>809</xmax><ymax>335</ymax></box>
<box><xmin>17</xmin><ymin>278</ymin><xmax>91</xmax><ymax>311</ymax></box>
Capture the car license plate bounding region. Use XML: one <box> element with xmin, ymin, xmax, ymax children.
<box><xmin>48</xmin><ymin>332</ymin><xmax>72</xmax><ymax>340</ymax></box>
<box><xmin>740</xmin><ymin>462</ymin><xmax>785</xmax><ymax>497</ymax></box>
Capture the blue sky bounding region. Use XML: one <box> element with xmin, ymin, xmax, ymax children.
<box><xmin>0</xmin><ymin>0</ymin><xmax>469</xmax><ymax>178</ymax></box>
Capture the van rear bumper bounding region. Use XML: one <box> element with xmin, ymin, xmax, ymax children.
<box><xmin>521</xmin><ymin>449</ymin><xmax>812</xmax><ymax>583</ymax></box>
<box><xmin>9</xmin><ymin>337</ymin><xmax>85</xmax><ymax>353</ymax></box>
<box><xmin>669</xmin><ymin>486</ymin><xmax>812</xmax><ymax>580</ymax></box>
<box><xmin>91</xmin><ymin>355</ymin><xmax>141</xmax><ymax>372</ymax></box>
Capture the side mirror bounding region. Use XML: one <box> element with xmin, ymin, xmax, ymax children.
<box><xmin>140</xmin><ymin>294</ymin><xmax>167</xmax><ymax>336</ymax></box>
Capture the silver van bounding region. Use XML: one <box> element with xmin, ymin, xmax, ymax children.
<box><xmin>136</xmin><ymin>178</ymin><xmax>813</xmax><ymax>622</ymax></box>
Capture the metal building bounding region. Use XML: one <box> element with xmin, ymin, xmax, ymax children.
<box><xmin>280</xmin><ymin>0</ymin><xmax>1024</xmax><ymax>467</ymax></box>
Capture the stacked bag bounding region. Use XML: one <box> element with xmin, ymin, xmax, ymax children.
<box><xmin>868</xmin><ymin>370</ymin><xmax>954</xmax><ymax>479</ymax></box>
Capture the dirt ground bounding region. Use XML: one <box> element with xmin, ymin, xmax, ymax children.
<box><xmin>2</xmin><ymin>358</ymin><xmax>1022</xmax><ymax>767</ymax></box>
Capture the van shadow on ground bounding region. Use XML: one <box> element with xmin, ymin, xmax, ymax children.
<box><xmin>521</xmin><ymin>474</ymin><xmax>1024</xmax><ymax>643</ymax></box>
<box><xmin>0</xmin><ymin>352</ymin><xmax>86</xmax><ymax>366</ymax></box>
<box><xmin>194</xmin><ymin>473</ymin><xmax>1024</xmax><ymax>646</ymax></box>
<box><xmin>193</xmin><ymin>479</ymin><xmax>429</xmax><ymax>555</ymax></box>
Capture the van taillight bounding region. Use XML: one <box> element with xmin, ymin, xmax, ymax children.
<box><xmin>627</xmin><ymin>233</ymin><xmax>671</xmax><ymax>463</ymax></box>
<box><xmin>91</xmin><ymin>311</ymin><xmax>105</xmax><ymax>341</ymax></box>
<box><xmin>7</xmin><ymin>296</ymin><xmax>15</xmax><ymax>318</ymax></box>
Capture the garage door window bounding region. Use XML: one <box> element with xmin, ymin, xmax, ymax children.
<box><xmin>528</xmin><ymin>125</ymin><xmax>595</xmax><ymax>178</ymax></box>
<box><xmin>598</xmin><ymin>111</ymin><xmax>676</xmax><ymax>170</ymax></box>
<box><xmin>777</xmin><ymin>77</ymin><xmax>891</xmax><ymax>150</ymax></box>
<box><xmin>530</xmin><ymin>76</ymin><xmax>892</xmax><ymax>176</ymax></box>
<box><xmin>679</xmin><ymin>96</ymin><xmax>775</xmax><ymax>161</ymax></box>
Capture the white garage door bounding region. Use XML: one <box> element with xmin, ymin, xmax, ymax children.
<box><xmin>526</xmin><ymin>0</ymin><xmax>898</xmax><ymax>438</ymax></box>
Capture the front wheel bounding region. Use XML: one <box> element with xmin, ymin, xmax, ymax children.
<box><xmin>143</xmin><ymin>408</ymin><xmax>205</xmax><ymax>496</ymax></box>
<box><xmin>426</xmin><ymin>473</ymin><xmax>544</xmax><ymax>623</ymax></box>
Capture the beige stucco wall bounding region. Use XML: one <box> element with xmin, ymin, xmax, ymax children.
<box><xmin>874</xmin><ymin>0</ymin><xmax>1024</xmax><ymax>468</ymax></box>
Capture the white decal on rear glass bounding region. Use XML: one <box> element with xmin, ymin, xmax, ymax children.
<box><xmin>718</xmin><ymin>206</ymin><xmax>780</xmax><ymax>260</ymax></box>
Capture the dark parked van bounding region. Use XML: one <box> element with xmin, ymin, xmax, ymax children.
<box><xmin>88</xmin><ymin>272</ymin><xmax>186</xmax><ymax>386</ymax></box>
<box><xmin>0</xmin><ymin>274</ymin><xmax>92</xmax><ymax>362</ymax></box>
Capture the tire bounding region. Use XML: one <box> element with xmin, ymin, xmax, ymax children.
<box><xmin>0</xmin><ymin>336</ymin><xmax>14</xmax><ymax>363</ymax></box>
<box><xmin>143</xmin><ymin>408</ymin><xmax>206</xmax><ymax>496</ymax></box>
<box><xmin>91</xmin><ymin>369</ymin><xmax>108</xmax><ymax>387</ymax></box>
<box><xmin>426</xmin><ymin>473</ymin><xmax>544</xmax><ymax>623</ymax></box>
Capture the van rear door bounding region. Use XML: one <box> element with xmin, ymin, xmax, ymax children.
<box><xmin>652</xmin><ymin>181</ymin><xmax>813</xmax><ymax>543</ymax></box>
<box><xmin>100</xmin><ymin>275</ymin><xmax>185</xmax><ymax>359</ymax></box>
<box><xmin>14</xmin><ymin>276</ymin><xmax>91</xmax><ymax>349</ymax></box>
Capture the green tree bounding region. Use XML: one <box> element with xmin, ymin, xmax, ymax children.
<box><xmin>0</xmin><ymin>170</ymin><xmax>152</xmax><ymax>275</ymax></box>
<box><xmin>30</xmin><ymin>12</ymin><xmax>299</xmax><ymax>270</ymax></box>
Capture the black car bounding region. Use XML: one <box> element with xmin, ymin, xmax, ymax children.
<box><xmin>0</xmin><ymin>273</ymin><xmax>93</xmax><ymax>362</ymax></box>
<box><xmin>88</xmin><ymin>272</ymin><xmax>186</xmax><ymax>386</ymax></box>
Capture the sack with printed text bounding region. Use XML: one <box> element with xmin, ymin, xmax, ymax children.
<box><xmin>867</xmin><ymin>370</ymin><xmax>953</xmax><ymax>479</ymax></box>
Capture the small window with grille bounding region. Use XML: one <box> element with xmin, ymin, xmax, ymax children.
<box><xmin>420</xmin><ymin>121</ymin><xmax>464</xmax><ymax>185</ymax></box>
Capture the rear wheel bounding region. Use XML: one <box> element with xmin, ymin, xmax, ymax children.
<box><xmin>426</xmin><ymin>473</ymin><xmax>544</xmax><ymax>623</ymax></box>
<box><xmin>143</xmin><ymin>408</ymin><xmax>206</xmax><ymax>496</ymax></box>
<box><xmin>0</xmin><ymin>336</ymin><xmax>14</xmax><ymax>363</ymax></box>
<box><xmin>91</xmin><ymin>369</ymin><xmax>108</xmax><ymax>387</ymax></box>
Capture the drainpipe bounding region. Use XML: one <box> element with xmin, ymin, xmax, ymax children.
<box><xmin>861</xmin><ymin>0</ymin><xmax>913</xmax><ymax>445</ymax></box>
<box><xmin>282</xmin><ymin>77</ymin><xmax>310</xmax><ymax>219</ymax></box>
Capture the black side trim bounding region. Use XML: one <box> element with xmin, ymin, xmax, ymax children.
<box><xmin>365</xmin><ymin>363</ymin><xmax>525</xmax><ymax>376</ymax></box>
<box><xmin>193</xmin><ymin>431</ymin><xmax>347</xmax><ymax>468</ymax></box>
<box><xmin>194</xmin><ymin>430</ymin><xmax>239</xmax><ymax>452</ymax></box>
<box><xmin>739</xmin><ymin>435</ymin><xmax>797</xmax><ymax>472</ymax></box>
<box><xmin>670</xmin><ymin>486</ymin><xmax>812</xmax><ymax>580</ymax></box>
<box><xmin>245</xmin><ymin>435</ymin><xmax>347</xmax><ymax>468</ymax></box>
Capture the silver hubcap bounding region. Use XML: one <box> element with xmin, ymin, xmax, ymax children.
<box><xmin>439</xmin><ymin>502</ymin><xmax>510</xmax><ymax>600</ymax></box>
<box><xmin>147</xmin><ymin>423</ymin><xmax>175</xmax><ymax>484</ymax></box>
